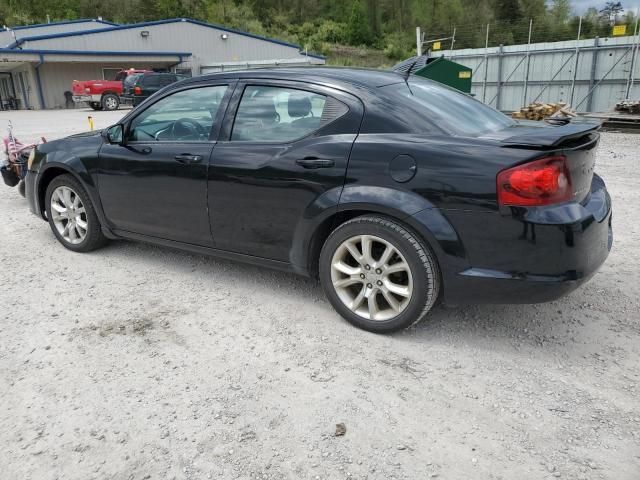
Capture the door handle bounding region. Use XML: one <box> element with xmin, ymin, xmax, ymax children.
<box><xmin>174</xmin><ymin>154</ymin><xmax>203</xmax><ymax>164</ymax></box>
<box><xmin>295</xmin><ymin>157</ymin><xmax>335</xmax><ymax>169</ymax></box>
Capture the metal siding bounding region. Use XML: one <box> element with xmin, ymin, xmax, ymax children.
<box><xmin>20</xmin><ymin>22</ymin><xmax>317</xmax><ymax>72</ymax></box>
<box><xmin>432</xmin><ymin>35</ymin><xmax>640</xmax><ymax>112</ymax></box>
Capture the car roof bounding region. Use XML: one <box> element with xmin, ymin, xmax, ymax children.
<box><xmin>191</xmin><ymin>67</ymin><xmax>407</xmax><ymax>89</ymax></box>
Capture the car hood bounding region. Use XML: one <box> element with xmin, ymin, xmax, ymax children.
<box><xmin>68</xmin><ymin>130</ymin><xmax>102</xmax><ymax>139</ymax></box>
<box><xmin>37</xmin><ymin>130</ymin><xmax>103</xmax><ymax>155</ymax></box>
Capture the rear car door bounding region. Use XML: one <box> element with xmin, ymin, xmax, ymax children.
<box><xmin>98</xmin><ymin>83</ymin><xmax>232</xmax><ymax>246</ymax></box>
<box><xmin>208</xmin><ymin>80</ymin><xmax>363</xmax><ymax>262</ymax></box>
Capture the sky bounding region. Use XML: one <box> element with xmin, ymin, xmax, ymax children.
<box><xmin>571</xmin><ymin>0</ymin><xmax>640</xmax><ymax>13</ymax></box>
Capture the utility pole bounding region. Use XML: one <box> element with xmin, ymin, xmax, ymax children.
<box><xmin>569</xmin><ymin>16</ymin><xmax>582</xmax><ymax>107</ymax></box>
<box><xmin>449</xmin><ymin>27</ymin><xmax>456</xmax><ymax>59</ymax></box>
<box><xmin>522</xmin><ymin>19</ymin><xmax>533</xmax><ymax>106</ymax></box>
<box><xmin>416</xmin><ymin>26</ymin><xmax>422</xmax><ymax>57</ymax></box>
<box><xmin>625</xmin><ymin>9</ymin><xmax>640</xmax><ymax>99</ymax></box>
<box><xmin>482</xmin><ymin>23</ymin><xmax>490</xmax><ymax>103</ymax></box>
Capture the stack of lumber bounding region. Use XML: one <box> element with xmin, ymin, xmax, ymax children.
<box><xmin>511</xmin><ymin>102</ymin><xmax>577</xmax><ymax>121</ymax></box>
<box><xmin>615</xmin><ymin>100</ymin><xmax>640</xmax><ymax>114</ymax></box>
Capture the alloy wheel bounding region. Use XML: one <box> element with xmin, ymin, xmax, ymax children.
<box><xmin>50</xmin><ymin>185</ymin><xmax>88</xmax><ymax>245</ymax></box>
<box><xmin>330</xmin><ymin>234</ymin><xmax>413</xmax><ymax>321</ymax></box>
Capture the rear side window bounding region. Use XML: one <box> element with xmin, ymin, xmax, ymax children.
<box><xmin>142</xmin><ymin>75</ymin><xmax>161</xmax><ymax>87</ymax></box>
<box><xmin>231</xmin><ymin>85</ymin><xmax>347</xmax><ymax>142</ymax></box>
<box><xmin>381</xmin><ymin>77</ymin><xmax>514</xmax><ymax>136</ymax></box>
<box><xmin>159</xmin><ymin>75</ymin><xmax>176</xmax><ymax>86</ymax></box>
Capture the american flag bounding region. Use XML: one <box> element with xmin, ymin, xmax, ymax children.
<box><xmin>5</xmin><ymin>121</ymin><xmax>28</xmax><ymax>159</ymax></box>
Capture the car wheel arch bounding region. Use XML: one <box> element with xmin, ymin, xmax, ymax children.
<box><xmin>305</xmin><ymin>207</ymin><xmax>445</xmax><ymax>280</ymax></box>
<box><xmin>36</xmin><ymin>163</ymin><xmax>104</xmax><ymax>224</ymax></box>
<box><xmin>37</xmin><ymin>165</ymin><xmax>77</xmax><ymax>218</ymax></box>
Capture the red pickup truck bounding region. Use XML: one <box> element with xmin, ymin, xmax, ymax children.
<box><xmin>72</xmin><ymin>69</ymin><xmax>148</xmax><ymax>111</ymax></box>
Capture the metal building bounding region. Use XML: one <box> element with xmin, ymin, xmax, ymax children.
<box><xmin>433</xmin><ymin>35</ymin><xmax>640</xmax><ymax>113</ymax></box>
<box><xmin>0</xmin><ymin>18</ymin><xmax>325</xmax><ymax>110</ymax></box>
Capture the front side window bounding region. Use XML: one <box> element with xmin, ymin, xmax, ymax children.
<box><xmin>128</xmin><ymin>85</ymin><xmax>228</xmax><ymax>142</ymax></box>
<box><xmin>124</xmin><ymin>74</ymin><xmax>142</xmax><ymax>88</ymax></box>
<box><xmin>231</xmin><ymin>86</ymin><xmax>329</xmax><ymax>142</ymax></box>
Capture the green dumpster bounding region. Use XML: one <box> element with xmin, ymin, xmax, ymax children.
<box><xmin>392</xmin><ymin>56</ymin><xmax>473</xmax><ymax>94</ymax></box>
<box><xmin>414</xmin><ymin>57</ymin><xmax>472</xmax><ymax>93</ymax></box>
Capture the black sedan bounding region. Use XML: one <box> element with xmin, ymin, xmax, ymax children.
<box><xmin>25</xmin><ymin>68</ymin><xmax>612</xmax><ymax>333</ymax></box>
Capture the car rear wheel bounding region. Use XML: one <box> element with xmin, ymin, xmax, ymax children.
<box><xmin>102</xmin><ymin>94</ymin><xmax>119</xmax><ymax>111</ymax></box>
<box><xmin>319</xmin><ymin>215</ymin><xmax>440</xmax><ymax>333</ymax></box>
<box><xmin>89</xmin><ymin>102</ymin><xmax>103</xmax><ymax>111</ymax></box>
<box><xmin>45</xmin><ymin>174</ymin><xmax>108</xmax><ymax>252</ymax></box>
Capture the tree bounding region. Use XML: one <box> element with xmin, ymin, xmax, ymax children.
<box><xmin>549</xmin><ymin>0</ymin><xmax>572</xmax><ymax>24</ymax></box>
<box><xmin>346</xmin><ymin>0</ymin><xmax>372</xmax><ymax>46</ymax></box>
<box><xmin>600</xmin><ymin>1</ymin><xmax>624</xmax><ymax>25</ymax></box>
<box><xmin>493</xmin><ymin>0</ymin><xmax>523</xmax><ymax>23</ymax></box>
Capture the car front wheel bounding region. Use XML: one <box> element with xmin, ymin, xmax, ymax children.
<box><xmin>319</xmin><ymin>215</ymin><xmax>440</xmax><ymax>333</ymax></box>
<box><xmin>45</xmin><ymin>174</ymin><xmax>108</xmax><ymax>252</ymax></box>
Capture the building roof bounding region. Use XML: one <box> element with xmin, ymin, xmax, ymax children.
<box><xmin>0</xmin><ymin>48</ymin><xmax>190</xmax><ymax>58</ymax></box>
<box><xmin>6</xmin><ymin>17</ymin><xmax>325</xmax><ymax>60</ymax></box>
<box><xmin>2</xmin><ymin>18</ymin><xmax>118</xmax><ymax>32</ymax></box>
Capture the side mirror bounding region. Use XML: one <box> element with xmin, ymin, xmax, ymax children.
<box><xmin>103</xmin><ymin>124</ymin><xmax>124</xmax><ymax>145</ymax></box>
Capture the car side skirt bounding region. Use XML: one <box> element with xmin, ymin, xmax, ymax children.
<box><xmin>111</xmin><ymin>229</ymin><xmax>308</xmax><ymax>276</ymax></box>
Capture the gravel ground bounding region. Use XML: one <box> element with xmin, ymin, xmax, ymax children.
<box><xmin>0</xmin><ymin>109</ymin><xmax>639</xmax><ymax>480</ymax></box>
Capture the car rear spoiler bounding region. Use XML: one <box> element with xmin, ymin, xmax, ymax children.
<box><xmin>500</xmin><ymin>122</ymin><xmax>601</xmax><ymax>148</ymax></box>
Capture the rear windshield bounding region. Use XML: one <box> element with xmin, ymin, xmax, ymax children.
<box><xmin>382</xmin><ymin>77</ymin><xmax>514</xmax><ymax>136</ymax></box>
<box><xmin>124</xmin><ymin>74</ymin><xmax>142</xmax><ymax>87</ymax></box>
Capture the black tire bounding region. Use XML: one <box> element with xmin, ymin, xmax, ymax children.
<box><xmin>89</xmin><ymin>102</ymin><xmax>103</xmax><ymax>111</ymax></box>
<box><xmin>101</xmin><ymin>93</ymin><xmax>119</xmax><ymax>111</ymax></box>
<box><xmin>45</xmin><ymin>174</ymin><xmax>108</xmax><ymax>252</ymax></box>
<box><xmin>319</xmin><ymin>215</ymin><xmax>440</xmax><ymax>333</ymax></box>
<box><xmin>18</xmin><ymin>180</ymin><xmax>25</xmax><ymax>197</ymax></box>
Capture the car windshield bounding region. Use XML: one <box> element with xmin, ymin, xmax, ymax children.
<box><xmin>382</xmin><ymin>77</ymin><xmax>515</xmax><ymax>136</ymax></box>
<box><xmin>124</xmin><ymin>74</ymin><xmax>142</xmax><ymax>87</ymax></box>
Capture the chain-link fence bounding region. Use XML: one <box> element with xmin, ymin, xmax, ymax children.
<box><xmin>421</xmin><ymin>19</ymin><xmax>640</xmax><ymax>113</ymax></box>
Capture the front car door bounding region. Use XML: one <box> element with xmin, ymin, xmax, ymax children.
<box><xmin>98</xmin><ymin>83</ymin><xmax>232</xmax><ymax>246</ymax></box>
<box><xmin>208</xmin><ymin>80</ymin><xmax>363</xmax><ymax>264</ymax></box>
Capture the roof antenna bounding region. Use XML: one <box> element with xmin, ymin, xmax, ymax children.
<box><xmin>403</xmin><ymin>59</ymin><xmax>419</xmax><ymax>81</ymax></box>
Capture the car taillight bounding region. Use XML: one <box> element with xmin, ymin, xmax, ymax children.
<box><xmin>134</xmin><ymin>86</ymin><xmax>142</xmax><ymax>95</ymax></box>
<box><xmin>496</xmin><ymin>155</ymin><xmax>572</xmax><ymax>207</ymax></box>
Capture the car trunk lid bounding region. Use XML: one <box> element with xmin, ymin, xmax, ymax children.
<box><xmin>486</xmin><ymin>121</ymin><xmax>600</xmax><ymax>204</ymax></box>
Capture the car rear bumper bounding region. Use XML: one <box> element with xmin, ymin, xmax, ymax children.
<box><xmin>120</xmin><ymin>96</ymin><xmax>143</xmax><ymax>106</ymax></box>
<box><xmin>427</xmin><ymin>174</ymin><xmax>612</xmax><ymax>305</ymax></box>
<box><xmin>73</xmin><ymin>94</ymin><xmax>101</xmax><ymax>103</ymax></box>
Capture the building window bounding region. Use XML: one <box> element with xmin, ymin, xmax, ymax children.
<box><xmin>102</xmin><ymin>68</ymin><xmax>123</xmax><ymax>81</ymax></box>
